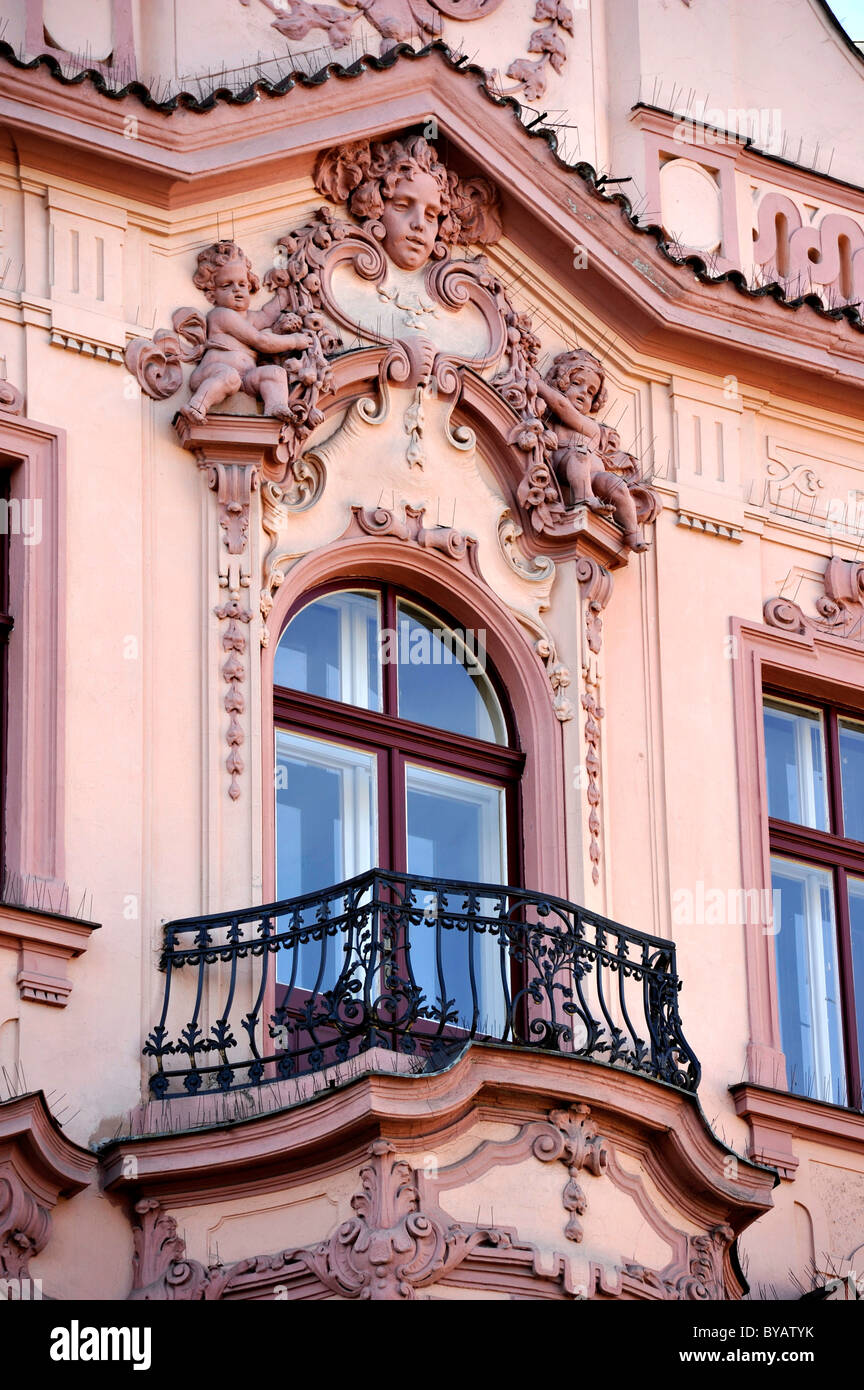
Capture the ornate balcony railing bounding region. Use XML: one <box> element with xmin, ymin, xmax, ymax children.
<box><xmin>144</xmin><ymin>870</ymin><xmax>701</xmax><ymax>1099</ymax></box>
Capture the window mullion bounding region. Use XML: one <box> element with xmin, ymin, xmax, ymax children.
<box><xmin>826</xmin><ymin>707</ymin><xmax>845</xmax><ymax>838</ymax></box>
<box><xmin>389</xmin><ymin>746</ymin><xmax>406</xmax><ymax>875</ymax></box>
<box><xmin>836</xmin><ymin>865</ymin><xmax>863</xmax><ymax>1108</ymax></box>
<box><xmin>382</xmin><ymin>584</ymin><xmax>398</xmax><ymax>719</ymax></box>
<box><xmin>801</xmin><ymin>866</ymin><xmax>831</xmax><ymax>1094</ymax></box>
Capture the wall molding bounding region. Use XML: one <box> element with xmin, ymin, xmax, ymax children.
<box><xmin>0</xmin><ymin>903</ymin><xmax>99</xmax><ymax>1007</ymax></box>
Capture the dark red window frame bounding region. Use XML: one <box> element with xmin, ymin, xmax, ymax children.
<box><xmin>272</xmin><ymin>579</ymin><xmax>527</xmax><ymax>1036</ymax></box>
<box><xmin>765</xmin><ymin>684</ymin><xmax>864</xmax><ymax>1109</ymax></box>
<box><xmin>0</xmin><ymin>469</ymin><xmax>11</xmax><ymax>887</ymax></box>
<box><xmin>273</xmin><ymin>579</ymin><xmax>526</xmax><ymax>883</ymax></box>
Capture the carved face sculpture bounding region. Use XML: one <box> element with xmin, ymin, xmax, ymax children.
<box><xmin>209</xmin><ymin>261</ymin><xmax>252</xmax><ymax>311</ymax></box>
<box><xmin>379</xmin><ymin>170</ymin><xmax>444</xmax><ymax>271</ymax></box>
<box><xmin>564</xmin><ymin>364</ymin><xmax>604</xmax><ymax>415</ymax></box>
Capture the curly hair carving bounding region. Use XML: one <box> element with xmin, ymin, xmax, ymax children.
<box><xmin>545</xmin><ymin>349</ymin><xmax>608</xmax><ymax>414</ymax></box>
<box><xmin>192</xmin><ymin>241</ymin><xmax>261</xmax><ymax>301</ymax></box>
<box><xmin>313</xmin><ymin>135</ymin><xmax>502</xmax><ymax>249</ymax></box>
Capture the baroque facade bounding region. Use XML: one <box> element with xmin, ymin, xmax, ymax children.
<box><xmin>1</xmin><ymin>0</ymin><xmax>864</xmax><ymax>1303</ymax></box>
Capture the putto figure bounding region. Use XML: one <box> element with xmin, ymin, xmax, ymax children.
<box><xmin>531</xmin><ymin>349</ymin><xmax>651</xmax><ymax>552</ymax></box>
<box><xmin>313</xmin><ymin>135</ymin><xmax>502</xmax><ymax>270</ymax></box>
<box><xmin>179</xmin><ymin>241</ymin><xmax>312</xmax><ymax>425</ymax></box>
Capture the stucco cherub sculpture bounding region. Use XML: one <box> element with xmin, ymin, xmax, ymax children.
<box><xmin>530</xmin><ymin>349</ymin><xmax>651</xmax><ymax>552</ymax></box>
<box><xmin>178</xmin><ymin>240</ymin><xmax>313</xmax><ymax>426</ymax></box>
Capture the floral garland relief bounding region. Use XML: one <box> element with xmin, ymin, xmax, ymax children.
<box><xmin>237</xmin><ymin>0</ymin><xmax>572</xmax><ymax>101</ymax></box>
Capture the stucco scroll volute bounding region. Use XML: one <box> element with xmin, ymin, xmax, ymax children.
<box><xmin>764</xmin><ymin>555</ymin><xmax>864</xmax><ymax>645</ymax></box>
<box><xmin>621</xmin><ymin>1223</ymin><xmax>735</xmax><ymax>1302</ymax></box>
<box><xmin>531</xmin><ymin>1103</ymin><xmax>609</xmax><ymax>1242</ymax></box>
<box><xmin>0</xmin><ymin>1174</ymin><xmax>50</xmax><ymax>1280</ymax></box>
<box><xmin>297</xmin><ymin>1139</ymin><xmax>508</xmax><ymax>1301</ymax></box>
<box><xmin>0</xmin><ymin>1092</ymin><xmax>96</xmax><ymax>1288</ymax></box>
<box><xmin>0</xmin><ymin>379</ymin><xmax>25</xmax><ymax>416</ymax></box>
<box><xmin>129</xmin><ymin>1198</ymin><xmax>254</xmax><ymax>1301</ymax></box>
<box><xmin>302</xmin><ymin>135</ymin><xmax>660</xmax><ymax>563</ymax></box>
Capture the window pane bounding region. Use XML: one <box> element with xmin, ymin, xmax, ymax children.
<box><xmin>405</xmin><ymin>763</ymin><xmax>507</xmax><ymax>1035</ymax></box>
<box><xmin>763</xmin><ymin>699</ymin><xmax>829</xmax><ymax>830</ymax></box>
<box><xmin>848</xmin><ymin>877</ymin><xmax>864</xmax><ymax>1099</ymax></box>
<box><xmin>771</xmin><ymin>855</ymin><xmax>846</xmax><ymax>1106</ymax></box>
<box><xmin>275</xmin><ymin>730</ymin><xmax>377</xmax><ymax>990</ymax></box>
<box><xmin>839</xmin><ymin>718</ymin><xmax>864</xmax><ymax>842</ymax></box>
<box><xmin>274</xmin><ymin>590</ymin><xmax>381</xmax><ymax>711</ymax></box>
<box><xmin>395</xmin><ymin>601</ymin><xmax>506</xmax><ymax>745</ymax></box>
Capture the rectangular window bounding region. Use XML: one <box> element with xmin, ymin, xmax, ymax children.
<box><xmin>0</xmin><ymin>469</ymin><xmax>10</xmax><ymax>885</ymax></box>
<box><xmin>770</xmin><ymin>855</ymin><xmax>846</xmax><ymax>1105</ymax></box>
<box><xmin>275</xmin><ymin>728</ymin><xmax>378</xmax><ymax>993</ymax></box>
<box><xmin>763</xmin><ymin>698</ymin><xmax>829</xmax><ymax>830</ymax></box>
<box><xmin>405</xmin><ymin>763</ymin><xmax>507</xmax><ymax>1034</ymax></box>
<box><xmin>763</xmin><ymin>693</ymin><xmax>864</xmax><ymax>1108</ymax></box>
<box><xmin>839</xmin><ymin>717</ymin><xmax>864</xmax><ymax>841</ymax></box>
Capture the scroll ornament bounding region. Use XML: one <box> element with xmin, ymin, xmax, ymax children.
<box><xmin>764</xmin><ymin>557</ymin><xmax>864</xmax><ymax>643</ymax></box>
<box><xmin>122</xmin><ymin>131</ymin><xmax>660</xmax><ymax>803</ymax></box>
<box><xmin>0</xmin><ymin>1174</ymin><xmax>51</xmax><ymax>1279</ymax></box>
<box><xmin>238</xmin><ymin>0</ymin><xmax>572</xmax><ymax>101</ymax></box>
<box><xmin>126</xmin><ymin>134</ymin><xmax>658</xmax><ymax>558</ymax></box>
<box><xmin>129</xmin><ymin>1199</ymin><xmax>254</xmax><ymax>1300</ymax></box>
<box><xmin>0</xmin><ymin>379</ymin><xmax>24</xmax><ymax>416</ymax></box>
<box><xmin>297</xmin><ymin>1139</ymin><xmax>503</xmax><ymax>1300</ymax></box>
<box><xmin>127</xmin><ymin>1111</ymin><xmax>611</xmax><ymax>1301</ymax></box>
<box><xmin>531</xmin><ymin>1104</ymin><xmax>609</xmax><ymax>1242</ymax></box>
<box><xmin>623</xmin><ymin>1224</ymin><xmax>734</xmax><ymax>1302</ymax></box>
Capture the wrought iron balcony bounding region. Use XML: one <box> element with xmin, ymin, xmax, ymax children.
<box><xmin>144</xmin><ymin>870</ymin><xmax>701</xmax><ymax>1099</ymax></box>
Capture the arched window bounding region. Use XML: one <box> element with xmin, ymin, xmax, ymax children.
<box><xmin>272</xmin><ymin>582</ymin><xmax>524</xmax><ymax>1035</ymax></box>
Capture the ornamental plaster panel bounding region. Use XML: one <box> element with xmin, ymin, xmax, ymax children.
<box><xmin>123</xmin><ymin>1102</ymin><xmax>748</xmax><ymax>1300</ymax></box>
<box><xmin>126</xmin><ymin>134</ymin><xmax>660</xmax><ymax>570</ymax></box>
<box><xmin>260</xmin><ymin>383</ymin><xmax>555</xmax><ymax>640</ymax></box>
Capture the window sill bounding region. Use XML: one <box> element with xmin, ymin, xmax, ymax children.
<box><xmin>731</xmin><ymin>1081</ymin><xmax>864</xmax><ymax>1180</ymax></box>
<box><xmin>0</xmin><ymin>902</ymin><xmax>100</xmax><ymax>1007</ymax></box>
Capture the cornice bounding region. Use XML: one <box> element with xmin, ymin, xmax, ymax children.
<box><xmin>100</xmin><ymin>1043</ymin><xmax>775</xmax><ymax>1231</ymax></box>
<box><xmin>0</xmin><ymin>901</ymin><xmax>99</xmax><ymax>1010</ymax></box>
<box><xmin>732</xmin><ymin>1081</ymin><xmax>864</xmax><ymax>1166</ymax></box>
<box><xmin>0</xmin><ymin>902</ymin><xmax>99</xmax><ymax>951</ymax></box>
<box><xmin>0</xmin><ymin>1091</ymin><xmax>97</xmax><ymax>1198</ymax></box>
<box><xmin>2</xmin><ymin>39</ymin><xmax>864</xmax><ymax>395</ymax></box>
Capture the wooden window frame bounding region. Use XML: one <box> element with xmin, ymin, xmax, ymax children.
<box><xmin>0</xmin><ymin>469</ymin><xmax>11</xmax><ymax>884</ymax></box>
<box><xmin>271</xmin><ymin>579</ymin><xmax>527</xmax><ymax>1039</ymax></box>
<box><xmin>273</xmin><ymin>579</ymin><xmax>526</xmax><ymax>886</ymax></box>
<box><xmin>765</xmin><ymin>686</ymin><xmax>864</xmax><ymax>1108</ymax></box>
